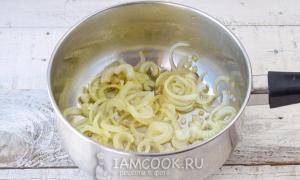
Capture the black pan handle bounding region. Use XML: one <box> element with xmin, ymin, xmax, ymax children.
<box><xmin>268</xmin><ymin>71</ymin><xmax>300</xmax><ymax>108</ymax></box>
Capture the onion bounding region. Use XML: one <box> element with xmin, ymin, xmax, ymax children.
<box><xmin>64</xmin><ymin>43</ymin><xmax>237</xmax><ymax>152</ymax></box>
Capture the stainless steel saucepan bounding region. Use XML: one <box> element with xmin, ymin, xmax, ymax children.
<box><xmin>47</xmin><ymin>2</ymin><xmax>300</xmax><ymax>179</ymax></box>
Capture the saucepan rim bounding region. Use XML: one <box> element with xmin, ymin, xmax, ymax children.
<box><xmin>47</xmin><ymin>1</ymin><xmax>252</xmax><ymax>157</ymax></box>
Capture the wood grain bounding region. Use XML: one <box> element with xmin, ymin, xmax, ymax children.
<box><xmin>1</xmin><ymin>26</ymin><xmax>300</xmax><ymax>89</ymax></box>
<box><xmin>230</xmin><ymin>26</ymin><xmax>300</xmax><ymax>74</ymax></box>
<box><xmin>209</xmin><ymin>165</ymin><xmax>300</xmax><ymax>180</ymax></box>
<box><xmin>0</xmin><ymin>90</ymin><xmax>74</xmax><ymax>168</ymax></box>
<box><xmin>1</xmin><ymin>0</ymin><xmax>300</xmax><ymax>28</ymax></box>
<box><xmin>0</xmin><ymin>28</ymin><xmax>64</xmax><ymax>89</ymax></box>
<box><xmin>0</xmin><ymin>168</ymin><xmax>91</xmax><ymax>180</ymax></box>
<box><xmin>229</xmin><ymin>104</ymin><xmax>300</xmax><ymax>165</ymax></box>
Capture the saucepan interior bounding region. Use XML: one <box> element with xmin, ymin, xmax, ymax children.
<box><xmin>49</xmin><ymin>2</ymin><xmax>251</xmax><ymax>153</ymax></box>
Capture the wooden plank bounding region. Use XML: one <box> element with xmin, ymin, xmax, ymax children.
<box><xmin>230</xmin><ymin>26</ymin><xmax>300</xmax><ymax>74</ymax></box>
<box><xmin>0</xmin><ymin>168</ymin><xmax>91</xmax><ymax>180</ymax></box>
<box><xmin>1</xmin><ymin>0</ymin><xmax>300</xmax><ymax>28</ymax></box>
<box><xmin>1</xmin><ymin>26</ymin><xmax>300</xmax><ymax>90</ymax></box>
<box><xmin>1</xmin><ymin>90</ymin><xmax>300</xmax><ymax>167</ymax></box>
<box><xmin>0</xmin><ymin>28</ymin><xmax>64</xmax><ymax>89</ymax></box>
<box><xmin>228</xmin><ymin>104</ymin><xmax>300</xmax><ymax>165</ymax></box>
<box><xmin>209</xmin><ymin>165</ymin><xmax>300</xmax><ymax>180</ymax></box>
<box><xmin>0</xmin><ymin>165</ymin><xmax>299</xmax><ymax>180</ymax></box>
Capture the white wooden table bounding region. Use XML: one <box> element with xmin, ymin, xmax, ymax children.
<box><xmin>1</xmin><ymin>0</ymin><xmax>300</xmax><ymax>179</ymax></box>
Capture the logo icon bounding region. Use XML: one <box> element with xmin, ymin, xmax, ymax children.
<box><xmin>96</xmin><ymin>152</ymin><xmax>111</xmax><ymax>180</ymax></box>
